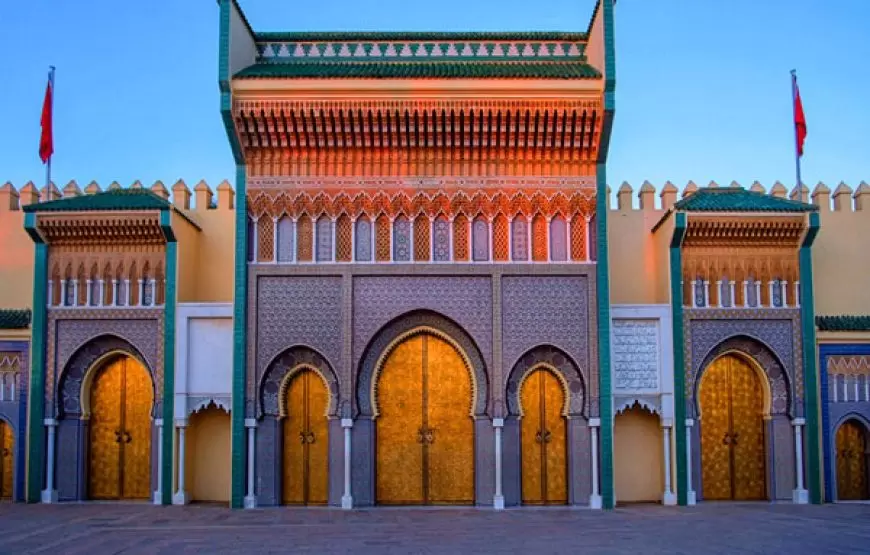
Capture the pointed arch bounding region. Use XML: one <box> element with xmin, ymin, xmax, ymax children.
<box><xmin>506</xmin><ymin>345</ymin><xmax>586</xmax><ymax>417</ymax></box>
<box><xmin>259</xmin><ymin>346</ymin><xmax>339</xmax><ymax>418</ymax></box>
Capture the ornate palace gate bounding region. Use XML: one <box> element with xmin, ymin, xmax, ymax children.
<box><xmin>836</xmin><ymin>420</ymin><xmax>868</xmax><ymax>500</ymax></box>
<box><xmin>282</xmin><ymin>369</ymin><xmax>329</xmax><ymax>505</ymax></box>
<box><xmin>376</xmin><ymin>333</ymin><xmax>474</xmax><ymax>505</ymax></box>
<box><xmin>88</xmin><ymin>356</ymin><xmax>153</xmax><ymax>500</ymax></box>
<box><xmin>520</xmin><ymin>368</ymin><xmax>568</xmax><ymax>504</ymax></box>
<box><xmin>699</xmin><ymin>354</ymin><xmax>766</xmax><ymax>501</ymax></box>
<box><xmin>0</xmin><ymin>421</ymin><xmax>12</xmax><ymax>499</ymax></box>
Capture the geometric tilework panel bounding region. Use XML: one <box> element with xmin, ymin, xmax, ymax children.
<box><xmin>351</xmin><ymin>276</ymin><xmax>493</xmax><ymax>382</ymax></box>
<box><xmin>687</xmin><ymin>317</ymin><xmax>798</xmax><ymax>418</ymax></box>
<box><xmin>501</xmin><ymin>276</ymin><xmax>590</xmax><ymax>401</ymax></box>
<box><xmin>505</xmin><ymin>345</ymin><xmax>586</xmax><ymax>417</ymax></box>
<box><xmin>255</xmin><ymin>276</ymin><xmax>344</xmax><ymax>398</ymax></box>
<box><xmin>259</xmin><ymin>346</ymin><xmax>339</xmax><ymax>418</ymax></box>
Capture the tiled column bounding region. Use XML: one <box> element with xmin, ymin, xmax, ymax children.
<box><xmin>244</xmin><ymin>418</ymin><xmax>257</xmax><ymax>508</ymax></box>
<box><xmin>341</xmin><ymin>418</ymin><xmax>353</xmax><ymax>509</ymax></box>
<box><xmin>153</xmin><ymin>419</ymin><xmax>163</xmax><ymax>504</ymax></box>
<box><xmin>41</xmin><ymin>419</ymin><xmax>58</xmax><ymax>503</ymax></box>
<box><xmin>792</xmin><ymin>418</ymin><xmax>809</xmax><ymax>504</ymax></box>
<box><xmin>493</xmin><ymin>417</ymin><xmax>505</xmax><ymax>510</ymax></box>
<box><xmin>98</xmin><ymin>279</ymin><xmax>105</xmax><ymax>307</ymax></box>
<box><xmin>662</xmin><ymin>419</ymin><xmax>676</xmax><ymax>505</ymax></box>
<box><xmin>685</xmin><ymin>418</ymin><xmax>696</xmax><ymax>505</ymax></box>
<box><xmin>173</xmin><ymin>419</ymin><xmax>188</xmax><ymax>505</ymax></box>
<box><xmin>589</xmin><ymin>417</ymin><xmax>602</xmax><ymax>509</ymax></box>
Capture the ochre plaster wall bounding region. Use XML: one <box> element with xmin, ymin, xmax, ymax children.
<box><xmin>614</xmin><ymin>406</ymin><xmax>663</xmax><ymax>503</ymax></box>
<box><xmin>0</xmin><ymin>205</ymin><xmax>33</xmax><ymax>311</ymax></box>
<box><xmin>172</xmin><ymin>211</ymin><xmax>201</xmax><ymax>304</ymax></box>
<box><xmin>185</xmin><ymin>406</ymin><xmax>231</xmax><ymax>502</ymax></box>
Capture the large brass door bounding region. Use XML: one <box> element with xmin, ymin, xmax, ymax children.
<box><xmin>521</xmin><ymin>368</ymin><xmax>567</xmax><ymax>504</ymax></box>
<box><xmin>0</xmin><ymin>421</ymin><xmax>12</xmax><ymax>499</ymax></box>
<box><xmin>88</xmin><ymin>356</ymin><xmax>153</xmax><ymax>500</ymax></box>
<box><xmin>376</xmin><ymin>334</ymin><xmax>474</xmax><ymax>505</ymax></box>
<box><xmin>700</xmin><ymin>355</ymin><xmax>766</xmax><ymax>501</ymax></box>
<box><xmin>836</xmin><ymin>420</ymin><xmax>868</xmax><ymax>500</ymax></box>
<box><xmin>282</xmin><ymin>369</ymin><xmax>328</xmax><ymax>505</ymax></box>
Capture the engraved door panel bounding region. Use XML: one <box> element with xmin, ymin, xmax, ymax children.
<box><xmin>729</xmin><ymin>357</ymin><xmax>765</xmax><ymax>501</ymax></box>
<box><xmin>543</xmin><ymin>370</ymin><xmax>568</xmax><ymax>504</ymax></box>
<box><xmin>283</xmin><ymin>370</ymin><xmax>330</xmax><ymax>505</ymax></box>
<box><xmin>307</xmin><ymin>372</ymin><xmax>329</xmax><ymax>505</ymax></box>
<box><xmin>425</xmin><ymin>335</ymin><xmax>474</xmax><ymax>504</ymax></box>
<box><xmin>521</xmin><ymin>370</ymin><xmax>544</xmax><ymax>504</ymax></box>
<box><xmin>121</xmin><ymin>358</ymin><xmax>153</xmax><ymax>499</ymax></box>
<box><xmin>700</xmin><ymin>357</ymin><xmax>733</xmax><ymax>501</ymax></box>
<box><xmin>283</xmin><ymin>370</ymin><xmax>306</xmax><ymax>504</ymax></box>
<box><xmin>377</xmin><ymin>336</ymin><xmax>425</xmax><ymax>504</ymax></box>
<box><xmin>0</xmin><ymin>421</ymin><xmax>12</xmax><ymax>499</ymax></box>
<box><xmin>89</xmin><ymin>359</ymin><xmax>123</xmax><ymax>500</ymax></box>
<box><xmin>837</xmin><ymin>420</ymin><xmax>868</xmax><ymax>501</ymax></box>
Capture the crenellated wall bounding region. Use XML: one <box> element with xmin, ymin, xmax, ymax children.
<box><xmin>0</xmin><ymin>183</ymin><xmax>36</xmax><ymax>314</ymax></box>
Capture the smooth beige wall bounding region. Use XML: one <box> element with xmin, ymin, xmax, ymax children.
<box><xmin>608</xmin><ymin>202</ymin><xmax>670</xmax><ymax>305</ymax></box>
<box><xmin>185</xmin><ymin>406</ymin><xmax>231</xmax><ymax>502</ymax></box>
<box><xmin>614</xmin><ymin>406</ymin><xmax>663</xmax><ymax>503</ymax></box>
<box><xmin>0</xmin><ymin>210</ymin><xmax>33</xmax><ymax>311</ymax></box>
<box><xmin>813</xmin><ymin>205</ymin><xmax>870</xmax><ymax>316</ymax></box>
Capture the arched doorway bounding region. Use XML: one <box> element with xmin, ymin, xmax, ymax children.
<box><xmin>283</xmin><ymin>369</ymin><xmax>329</xmax><ymax>505</ymax></box>
<box><xmin>87</xmin><ymin>355</ymin><xmax>153</xmax><ymax>500</ymax></box>
<box><xmin>0</xmin><ymin>420</ymin><xmax>13</xmax><ymax>499</ymax></box>
<box><xmin>836</xmin><ymin>419</ymin><xmax>868</xmax><ymax>500</ymax></box>
<box><xmin>614</xmin><ymin>404</ymin><xmax>663</xmax><ymax>503</ymax></box>
<box><xmin>376</xmin><ymin>332</ymin><xmax>474</xmax><ymax>505</ymax></box>
<box><xmin>699</xmin><ymin>353</ymin><xmax>766</xmax><ymax>501</ymax></box>
<box><xmin>520</xmin><ymin>367</ymin><xmax>567</xmax><ymax>505</ymax></box>
<box><xmin>186</xmin><ymin>404</ymin><xmax>231</xmax><ymax>503</ymax></box>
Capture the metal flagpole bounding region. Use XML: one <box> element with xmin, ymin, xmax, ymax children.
<box><xmin>790</xmin><ymin>69</ymin><xmax>802</xmax><ymax>191</ymax></box>
<box><xmin>45</xmin><ymin>66</ymin><xmax>55</xmax><ymax>191</ymax></box>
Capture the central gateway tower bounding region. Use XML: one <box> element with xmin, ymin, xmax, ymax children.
<box><xmin>219</xmin><ymin>0</ymin><xmax>616</xmax><ymax>508</ymax></box>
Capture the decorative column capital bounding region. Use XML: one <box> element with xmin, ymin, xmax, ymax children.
<box><xmin>791</xmin><ymin>417</ymin><xmax>806</xmax><ymax>427</ymax></box>
<box><xmin>492</xmin><ymin>418</ymin><xmax>504</xmax><ymax>428</ymax></box>
<box><xmin>154</xmin><ymin>418</ymin><xmax>163</xmax><ymax>428</ymax></box>
<box><xmin>660</xmin><ymin>417</ymin><xmax>674</xmax><ymax>428</ymax></box>
<box><xmin>174</xmin><ymin>418</ymin><xmax>188</xmax><ymax>428</ymax></box>
<box><xmin>341</xmin><ymin>418</ymin><xmax>353</xmax><ymax>429</ymax></box>
<box><xmin>588</xmin><ymin>417</ymin><xmax>601</xmax><ymax>428</ymax></box>
<box><xmin>43</xmin><ymin>418</ymin><xmax>57</xmax><ymax>427</ymax></box>
<box><xmin>685</xmin><ymin>418</ymin><xmax>695</xmax><ymax>427</ymax></box>
<box><xmin>245</xmin><ymin>418</ymin><xmax>258</xmax><ymax>428</ymax></box>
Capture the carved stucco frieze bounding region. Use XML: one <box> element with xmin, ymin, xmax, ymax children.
<box><xmin>612</xmin><ymin>319</ymin><xmax>659</xmax><ymax>392</ymax></box>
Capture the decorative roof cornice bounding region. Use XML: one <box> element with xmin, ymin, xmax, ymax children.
<box><xmin>816</xmin><ymin>316</ymin><xmax>870</xmax><ymax>332</ymax></box>
<box><xmin>0</xmin><ymin>309</ymin><xmax>31</xmax><ymax>330</ymax></box>
<box><xmin>22</xmin><ymin>188</ymin><xmax>170</xmax><ymax>213</ymax></box>
<box><xmin>674</xmin><ymin>187</ymin><xmax>817</xmax><ymax>213</ymax></box>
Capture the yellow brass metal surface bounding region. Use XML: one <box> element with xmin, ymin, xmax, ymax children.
<box><xmin>836</xmin><ymin>420</ymin><xmax>868</xmax><ymax>500</ymax></box>
<box><xmin>700</xmin><ymin>355</ymin><xmax>765</xmax><ymax>501</ymax></box>
<box><xmin>521</xmin><ymin>369</ymin><xmax>567</xmax><ymax>504</ymax></box>
<box><xmin>88</xmin><ymin>357</ymin><xmax>153</xmax><ymax>500</ymax></box>
<box><xmin>283</xmin><ymin>370</ymin><xmax>329</xmax><ymax>505</ymax></box>
<box><xmin>376</xmin><ymin>334</ymin><xmax>473</xmax><ymax>505</ymax></box>
<box><xmin>0</xmin><ymin>421</ymin><xmax>13</xmax><ymax>499</ymax></box>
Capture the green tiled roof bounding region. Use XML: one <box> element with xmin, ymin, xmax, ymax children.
<box><xmin>22</xmin><ymin>188</ymin><xmax>170</xmax><ymax>213</ymax></box>
<box><xmin>816</xmin><ymin>316</ymin><xmax>870</xmax><ymax>332</ymax></box>
<box><xmin>674</xmin><ymin>187</ymin><xmax>817</xmax><ymax>213</ymax></box>
<box><xmin>0</xmin><ymin>309</ymin><xmax>31</xmax><ymax>330</ymax></box>
<box><xmin>254</xmin><ymin>31</ymin><xmax>588</xmax><ymax>42</ymax></box>
<box><xmin>235</xmin><ymin>60</ymin><xmax>601</xmax><ymax>80</ymax></box>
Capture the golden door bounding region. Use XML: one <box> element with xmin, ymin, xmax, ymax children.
<box><xmin>377</xmin><ymin>334</ymin><xmax>474</xmax><ymax>505</ymax></box>
<box><xmin>836</xmin><ymin>420</ymin><xmax>868</xmax><ymax>500</ymax></box>
<box><xmin>282</xmin><ymin>369</ymin><xmax>328</xmax><ymax>505</ymax></box>
<box><xmin>0</xmin><ymin>421</ymin><xmax>12</xmax><ymax>499</ymax></box>
<box><xmin>699</xmin><ymin>355</ymin><xmax>766</xmax><ymax>501</ymax></box>
<box><xmin>520</xmin><ymin>369</ymin><xmax>568</xmax><ymax>504</ymax></box>
<box><xmin>88</xmin><ymin>356</ymin><xmax>153</xmax><ymax>500</ymax></box>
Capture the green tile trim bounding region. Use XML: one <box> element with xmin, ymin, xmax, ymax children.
<box><xmin>234</xmin><ymin>61</ymin><xmax>601</xmax><ymax>80</ymax></box>
<box><xmin>219</xmin><ymin>0</ymin><xmax>230</xmax><ymax>94</ymax></box>
<box><xmin>800</xmin><ymin>211</ymin><xmax>821</xmax><ymax>504</ymax></box>
<box><xmin>231</xmin><ymin>165</ymin><xmax>248</xmax><ymax>509</ymax></box>
<box><xmin>24</xmin><ymin>212</ymin><xmax>46</xmax><ymax>503</ymax></box>
<box><xmin>673</xmin><ymin>187</ymin><xmax>817</xmax><ymax>213</ymax></box>
<box><xmin>255</xmin><ymin>31</ymin><xmax>589</xmax><ymax>42</ymax></box>
<box><xmin>670</xmin><ymin>212</ymin><xmax>688</xmax><ymax>506</ymax></box>
<box><xmin>22</xmin><ymin>188</ymin><xmax>170</xmax><ymax>213</ymax></box>
<box><xmin>816</xmin><ymin>315</ymin><xmax>870</xmax><ymax>332</ymax></box>
<box><xmin>0</xmin><ymin>309</ymin><xmax>32</xmax><ymax>330</ymax></box>
<box><xmin>160</xmin><ymin>209</ymin><xmax>177</xmax><ymax>505</ymax></box>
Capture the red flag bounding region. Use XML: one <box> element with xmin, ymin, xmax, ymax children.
<box><xmin>793</xmin><ymin>79</ymin><xmax>807</xmax><ymax>157</ymax></box>
<box><xmin>39</xmin><ymin>79</ymin><xmax>53</xmax><ymax>163</ymax></box>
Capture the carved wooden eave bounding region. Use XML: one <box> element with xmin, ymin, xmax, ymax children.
<box><xmin>682</xmin><ymin>214</ymin><xmax>808</xmax><ymax>249</ymax></box>
<box><xmin>34</xmin><ymin>211</ymin><xmax>168</xmax><ymax>247</ymax></box>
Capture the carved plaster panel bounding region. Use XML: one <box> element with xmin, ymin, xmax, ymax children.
<box><xmin>612</xmin><ymin>319</ymin><xmax>659</xmax><ymax>392</ymax></box>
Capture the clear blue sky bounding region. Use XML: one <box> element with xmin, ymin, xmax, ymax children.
<box><xmin>1</xmin><ymin>1</ymin><xmax>867</xmax><ymax>193</ymax></box>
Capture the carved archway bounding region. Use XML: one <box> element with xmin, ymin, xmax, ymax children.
<box><xmin>57</xmin><ymin>335</ymin><xmax>155</xmax><ymax>419</ymax></box>
<box><xmin>259</xmin><ymin>346</ymin><xmax>339</xmax><ymax>418</ymax></box>
<box><xmin>506</xmin><ymin>345</ymin><xmax>585</xmax><ymax>418</ymax></box>
<box><xmin>694</xmin><ymin>335</ymin><xmax>791</xmax><ymax>418</ymax></box>
<box><xmin>356</xmin><ymin>310</ymin><xmax>488</xmax><ymax>418</ymax></box>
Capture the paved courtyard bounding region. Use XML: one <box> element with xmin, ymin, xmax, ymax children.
<box><xmin>0</xmin><ymin>502</ymin><xmax>868</xmax><ymax>554</ymax></box>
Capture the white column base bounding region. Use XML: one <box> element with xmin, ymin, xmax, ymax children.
<box><xmin>662</xmin><ymin>492</ymin><xmax>677</xmax><ymax>506</ymax></box>
<box><xmin>341</xmin><ymin>495</ymin><xmax>353</xmax><ymax>510</ymax></box>
<box><xmin>792</xmin><ymin>488</ymin><xmax>809</xmax><ymax>504</ymax></box>
<box><xmin>41</xmin><ymin>489</ymin><xmax>58</xmax><ymax>504</ymax></box>
<box><xmin>152</xmin><ymin>491</ymin><xmax>162</xmax><ymax>505</ymax></box>
<box><xmin>172</xmin><ymin>491</ymin><xmax>189</xmax><ymax>505</ymax></box>
<box><xmin>589</xmin><ymin>494</ymin><xmax>603</xmax><ymax>509</ymax></box>
<box><xmin>687</xmin><ymin>491</ymin><xmax>697</xmax><ymax>506</ymax></box>
<box><xmin>493</xmin><ymin>495</ymin><xmax>505</xmax><ymax>510</ymax></box>
<box><xmin>244</xmin><ymin>495</ymin><xmax>258</xmax><ymax>509</ymax></box>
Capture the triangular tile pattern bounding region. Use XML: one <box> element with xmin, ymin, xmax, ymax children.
<box><xmin>256</xmin><ymin>40</ymin><xmax>588</xmax><ymax>62</ymax></box>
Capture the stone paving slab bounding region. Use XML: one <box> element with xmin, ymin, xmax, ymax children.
<box><xmin>0</xmin><ymin>502</ymin><xmax>868</xmax><ymax>554</ymax></box>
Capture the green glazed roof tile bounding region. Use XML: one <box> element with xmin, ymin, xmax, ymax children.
<box><xmin>22</xmin><ymin>188</ymin><xmax>171</xmax><ymax>213</ymax></box>
<box><xmin>254</xmin><ymin>31</ymin><xmax>588</xmax><ymax>42</ymax></box>
<box><xmin>0</xmin><ymin>309</ymin><xmax>31</xmax><ymax>329</ymax></box>
<box><xmin>234</xmin><ymin>60</ymin><xmax>601</xmax><ymax>79</ymax></box>
<box><xmin>816</xmin><ymin>316</ymin><xmax>870</xmax><ymax>332</ymax></box>
<box><xmin>674</xmin><ymin>187</ymin><xmax>817</xmax><ymax>213</ymax></box>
